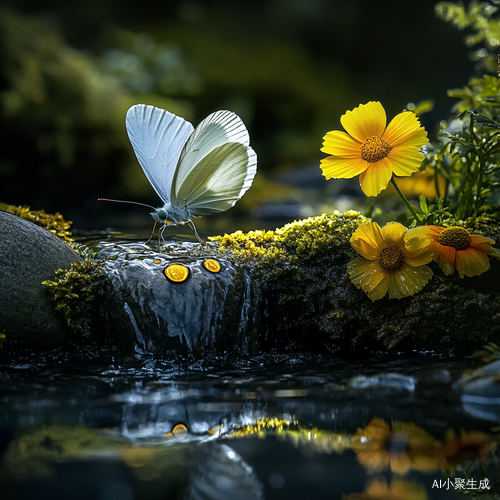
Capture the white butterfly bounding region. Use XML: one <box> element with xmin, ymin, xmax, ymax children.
<box><xmin>101</xmin><ymin>104</ymin><xmax>257</xmax><ymax>244</ymax></box>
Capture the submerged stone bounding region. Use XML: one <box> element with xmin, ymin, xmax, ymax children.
<box><xmin>455</xmin><ymin>358</ymin><xmax>500</xmax><ymax>423</ymax></box>
<box><xmin>98</xmin><ymin>242</ymin><xmax>260</xmax><ymax>358</ymax></box>
<box><xmin>0</xmin><ymin>211</ymin><xmax>81</xmax><ymax>347</ymax></box>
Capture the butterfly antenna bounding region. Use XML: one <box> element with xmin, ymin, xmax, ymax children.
<box><xmin>188</xmin><ymin>219</ymin><xmax>205</xmax><ymax>245</ymax></box>
<box><xmin>98</xmin><ymin>198</ymin><xmax>156</xmax><ymax>210</ymax></box>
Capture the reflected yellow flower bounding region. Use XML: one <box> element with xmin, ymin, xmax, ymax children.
<box><xmin>342</xmin><ymin>478</ymin><xmax>428</xmax><ymax>500</ymax></box>
<box><xmin>413</xmin><ymin>225</ymin><xmax>497</xmax><ymax>278</ymax></box>
<box><xmin>320</xmin><ymin>101</ymin><xmax>428</xmax><ymax>196</ymax></box>
<box><xmin>438</xmin><ymin>430</ymin><xmax>494</xmax><ymax>467</ymax></box>
<box><xmin>352</xmin><ymin>419</ymin><xmax>439</xmax><ymax>474</ymax></box>
<box><xmin>347</xmin><ymin>222</ymin><xmax>433</xmax><ymax>301</ymax></box>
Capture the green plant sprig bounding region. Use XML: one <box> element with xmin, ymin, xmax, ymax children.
<box><xmin>438</xmin><ymin>109</ymin><xmax>500</xmax><ymax>219</ymax></box>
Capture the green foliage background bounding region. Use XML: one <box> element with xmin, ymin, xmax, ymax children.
<box><xmin>0</xmin><ymin>0</ymin><xmax>492</xmax><ymax>228</ymax></box>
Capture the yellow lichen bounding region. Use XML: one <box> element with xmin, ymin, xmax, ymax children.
<box><xmin>211</xmin><ymin>211</ymin><xmax>367</xmax><ymax>264</ymax></box>
<box><xmin>42</xmin><ymin>252</ymin><xmax>109</xmax><ymax>356</ymax></box>
<box><xmin>0</xmin><ymin>203</ymin><xmax>73</xmax><ymax>244</ymax></box>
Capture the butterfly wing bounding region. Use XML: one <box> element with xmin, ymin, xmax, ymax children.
<box><xmin>173</xmin><ymin>142</ymin><xmax>257</xmax><ymax>215</ymax></box>
<box><xmin>126</xmin><ymin>104</ymin><xmax>194</xmax><ymax>205</ymax></box>
<box><xmin>170</xmin><ymin>110</ymin><xmax>257</xmax><ymax>214</ymax></box>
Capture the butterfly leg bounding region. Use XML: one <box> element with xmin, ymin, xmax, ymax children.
<box><xmin>155</xmin><ymin>221</ymin><xmax>173</xmax><ymax>249</ymax></box>
<box><xmin>146</xmin><ymin>221</ymin><xmax>158</xmax><ymax>244</ymax></box>
<box><xmin>158</xmin><ymin>222</ymin><xmax>171</xmax><ymax>241</ymax></box>
<box><xmin>187</xmin><ymin>219</ymin><xmax>205</xmax><ymax>245</ymax></box>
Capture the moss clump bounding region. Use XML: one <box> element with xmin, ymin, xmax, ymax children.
<box><xmin>42</xmin><ymin>248</ymin><xmax>109</xmax><ymax>357</ymax></box>
<box><xmin>373</xmin><ymin>281</ymin><xmax>499</xmax><ymax>349</ymax></box>
<box><xmin>0</xmin><ymin>203</ymin><xmax>73</xmax><ymax>244</ymax></box>
<box><xmin>460</xmin><ymin>205</ymin><xmax>500</xmax><ymax>243</ymax></box>
<box><xmin>211</xmin><ymin>211</ymin><xmax>500</xmax><ymax>354</ymax></box>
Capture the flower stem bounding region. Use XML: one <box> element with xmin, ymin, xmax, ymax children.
<box><xmin>390</xmin><ymin>177</ymin><xmax>422</xmax><ymax>224</ymax></box>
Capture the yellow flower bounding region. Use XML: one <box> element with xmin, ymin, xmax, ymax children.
<box><xmin>437</xmin><ymin>430</ymin><xmax>494</xmax><ymax>468</ymax></box>
<box><xmin>413</xmin><ymin>225</ymin><xmax>497</xmax><ymax>278</ymax></box>
<box><xmin>391</xmin><ymin>166</ymin><xmax>446</xmax><ymax>200</ymax></box>
<box><xmin>320</xmin><ymin>101</ymin><xmax>428</xmax><ymax>196</ymax></box>
<box><xmin>351</xmin><ymin>419</ymin><xmax>439</xmax><ymax>475</ymax></box>
<box><xmin>347</xmin><ymin>221</ymin><xmax>434</xmax><ymax>301</ymax></box>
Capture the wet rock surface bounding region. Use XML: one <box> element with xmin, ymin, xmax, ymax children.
<box><xmin>98</xmin><ymin>242</ymin><xmax>261</xmax><ymax>358</ymax></box>
<box><xmin>0</xmin><ymin>211</ymin><xmax>81</xmax><ymax>346</ymax></box>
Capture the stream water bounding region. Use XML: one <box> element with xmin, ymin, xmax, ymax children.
<box><xmin>1</xmin><ymin>353</ymin><xmax>498</xmax><ymax>500</ymax></box>
<box><xmin>2</xmin><ymin>223</ymin><xmax>499</xmax><ymax>500</ymax></box>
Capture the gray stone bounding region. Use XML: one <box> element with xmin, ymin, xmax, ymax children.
<box><xmin>0</xmin><ymin>211</ymin><xmax>81</xmax><ymax>347</ymax></box>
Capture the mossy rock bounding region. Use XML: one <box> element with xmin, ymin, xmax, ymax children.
<box><xmin>0</xmin><ymin>211</ymin><xmax>81</xmax><ymax>348</ymax></box>
<box><xmin>211</xmin><ymin>211</ymin><xmax>500</xmax><ymax>354</ymax></box>
<box><xmin>25</xmin><ymin>208</ymin><xmax>500</xmax><ymax>359</ymax></box>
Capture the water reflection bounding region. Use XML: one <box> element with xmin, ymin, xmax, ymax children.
<box><xmin>1</xmin><ymin>357</ymin><xmax>499</xmax><ymax>499</ymax></box>
<box><xmin>185</xmin><ymin>443</ymin><xmax>264</xmax><ymax>500</ymax></box>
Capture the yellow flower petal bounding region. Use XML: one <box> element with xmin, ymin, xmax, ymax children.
<box><xmin>469</xmin><ymin>234</ymin><xmax>496</xmax><ymax>253</ymax></box>
<box><xmin>386</xmin><ymin>264</ymin><xmax>433</xmax><ymax>300</ymax></box>
<box><xmin>387</xmin><ymin>272</ymin><xmax>406</xmax><ymax>300</ymax></box>
<box><xmin>382</xmin><ymin>222</ymin><xmax>406</xmax><ymax>247</ymax></box>
<box><xmin>387</xmin><ymin>147</ymin><xmax>425</xmax><ymax>177</ymax></box>
<box><xmin>347</xmin><ymin>257</ymin><xmax>386</xmax><ymax>291</ymax></box>
<box><xmin>400</xmin><ymin>264</ymin><xmax>433</xmax><ymax>294</ymax></box>
<box><xmin>350</xmin><ymin>222</ymin><xmax>385</xmax><ymax>259</ymax></box>
<box><xmin>404</xmin><ymin>250</ymin><xmax>433</xmax><ymax>267</ymax></box>
<box><xmin>420</xmin><ymin>225</ymin><xmax>443</xmax><ymax>239</ymax></box>
<box><xmin>393</xmin><ymin>127</ymin><xmax>429</xmax><ymax>149</ymax></box>
<box><xmin>340</xmin><ymin>101</ymin><xmax>386</xmax><ymax>143</ymax></box>
<box><xmin>320</xmin><ymin>156</ymin><xmax>368</xmax><ymax>180</ymax></box>
<box><xmin>358</xmin><ymin>159</ymin><xmax>393</xmax><ymax>196</ymax></box>
<box><xmin>404</xmin><ymin>229</ymin><xmax>433</xmax><ymax>266</ymax></box>
<box><xmin>438</xmin><ymin>261</ymin><xmax>455</xmax><ymax>276</ymax></box>
<box><xmin>321</xmin><ymin>130</ymin><xmax>361</xmax><ymax>157</ymax></box>
<box><xmin>405</xmin><ymin>228</ymin><xmax>432</xmax><ymax>252</ymax></box>
<box><xmin>367</xmin><ymin>275</ymin><xmax>390</xmax><ymax>301</ymax></box>
<box><xmin>390</xmin><ymin>453</ymin><xmax>412</xmax><ymax>474</ymax></box>
<box><xmin>455</xmin><ymin>247</ymin><xmax>490</xmax><ymax>278</ymax></box>
<box><xmin>383</xmin><ymin>111</ymin><xmax>427</xmax><ymax>147</ymax></box>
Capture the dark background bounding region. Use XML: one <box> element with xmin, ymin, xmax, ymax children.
<box><xmin>0</xmin><ymin>0</ymin><xmax>480</xmax><ymax>231</ymax></box>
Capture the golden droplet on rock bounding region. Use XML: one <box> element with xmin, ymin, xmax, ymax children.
<box><xmin>172</xmin><ymin>423</ymin><xmax>188</xmax><ymax>436</ymax></box>
<box><xmin>164</xmin><ymin>264</ymin><xmax>190</xmax><ymax>283</ymax></box>
<box><xmin>208</xmin><ymin>424</ymin><xmax>224</xmax><ymax>435</ymax></box>
<box><xmin>202</xmin><ymin>259</ymin><xmax>221</xmax><ymax>273</ymax></box>
<box><xmin>164</xmin><ymin>423</ymin><xmax>188</xmax><ymax>438</ymax></box>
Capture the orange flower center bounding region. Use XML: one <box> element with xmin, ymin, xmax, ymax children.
<box><xmin>360</xmin><ymin>136</ymin><xmax>393</xmax><ymax>162</ymax></box>
<box><xmin>436</xmin><ymin>227</ymin><xmax>471</xmax><ymax>250</ymax></box>
<box><xmin>379</xmin><ymin>246</ymin><xmax>405</xmax><ymax>271</ymax></box>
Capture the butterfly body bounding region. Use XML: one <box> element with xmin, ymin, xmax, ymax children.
<box><xmin>123</xmin><ymin>104</ymin><xmax>257</xmax><ymax>243</ymax></box>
